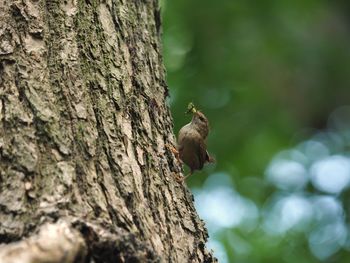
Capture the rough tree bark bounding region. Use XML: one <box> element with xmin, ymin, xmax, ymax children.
<box><xmin>0</xmin><ymin>0</ymin><xmax>216</xmax><ymax>262</ymax></box>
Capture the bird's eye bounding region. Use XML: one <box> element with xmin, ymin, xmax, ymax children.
<box><xmin>199</xmin><ymin>116</ymin><xmax>205</xmax><ymax>122</ymax></box>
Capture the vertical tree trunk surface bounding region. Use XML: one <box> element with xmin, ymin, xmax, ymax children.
<box><xmin>0</xmin><ymin>0</ymin><xmax>215</xmax><ymax>262</ymax></box>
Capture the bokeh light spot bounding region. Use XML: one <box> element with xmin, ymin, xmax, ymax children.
<box><xmin>266</xmin><ymin>159</ymin><xmax>308</xmax><ymax>191</ymax></box>
<box><xmin>310</xmin><ymin>155</ymin><xmax>350</xmax><ymax>194</ymax></box>
<box><xmin>309</xmin><ymin>221</ymin><xmax>347</xmax><ymax>260</ymax></box>
<box><xmin>263</xmin><ymin>194</ymin><xmax>313</xmax><ymax>235</ymax></box>
<box><xmin>311</xmin><ymin>195</ymin><xmax>344</xmax><ymax>224</ymax></box>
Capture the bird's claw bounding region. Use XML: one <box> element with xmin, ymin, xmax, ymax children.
<box><xmin>173</xmin><ymin>172</ymin><xmax>192</xmax><ymax>183</ymax></box>
<box><xmin>174</xmin><ymin>173</ymin><xmax>185</xmax><ymax>183</ymax></box>
<box><xmin>165</xmin><ymin>143</ymin><xmax>183</xmax><ymax>164</ymax></box>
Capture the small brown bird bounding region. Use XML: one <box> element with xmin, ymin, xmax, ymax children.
<box><xmin>168</xmin><ymin>104</ymin><xmax>214</xmax><ymax>181</ymax></box>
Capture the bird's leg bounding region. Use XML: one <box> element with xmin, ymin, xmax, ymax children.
<box><xmin>165</xmin><ymin>143</ymin><xmax>183</xmax><ymax>164</ymax></box>
<box><xmin>175</xmin><ymin>171</ymin><xmax>193</xmax><ymax>183</ymax></box>
<box><xmin>166</xmin><ymin>144</ymin><xmax>186</xmax><ymax>182</ymax></box>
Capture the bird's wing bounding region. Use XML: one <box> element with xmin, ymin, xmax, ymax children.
<box><xmin>177</xmin><ymin>124</ymin><xmax>190</xmax><ymax>152</ymax></box>
<box><xmin>178</xmin><ymin>126</ymin><xmax>207</xmax><ymax>171</ymax></box>
<box><xmin>197</xmin><ymin>139</ymin><xmax>207</xmax><ymax>170</ymax></box>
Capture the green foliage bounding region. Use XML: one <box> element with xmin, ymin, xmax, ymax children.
<box><xmin>162</xmin><ymin>0</ymin><xmax>350</xmax><ymax>262</ymax></box>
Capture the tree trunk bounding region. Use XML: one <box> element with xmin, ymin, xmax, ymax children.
<box><xmin>0</xmin><ymin>0</ymin><xmax>215</xmax><ymax>262</ymax></box>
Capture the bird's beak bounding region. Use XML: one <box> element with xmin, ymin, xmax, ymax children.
<box><xmin>186</xmin><ymin>102</ymin><xmax>197</xmax><ymax>114</ymax></box>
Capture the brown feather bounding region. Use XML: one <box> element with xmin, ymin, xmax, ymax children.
<box><xmin>176</xmin><ymin>109</ymin><xmax>213</xmax><ymax>179</ymax></box>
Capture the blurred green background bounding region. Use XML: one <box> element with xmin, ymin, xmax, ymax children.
<box><xmin>161</xmin><ymin>0</ymin><xmax>350</xmax><ymax>262</ymax></box>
